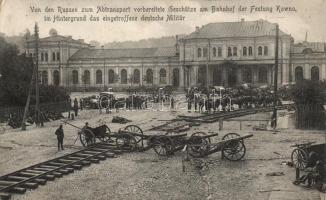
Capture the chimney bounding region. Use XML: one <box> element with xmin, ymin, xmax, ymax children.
<box><xmin>101</xmin><ymin>45</ymin><xmax>104</xmax><ymax>50</ymax></box>
<box><xmin>195</xmin><ymin>26</ymin><xmax>200</xmax><ymax>32</ymax></box>
<box><xmin>78</xmin><ymin>39</ymin><xmax>84</xmax><ymax>43</ymax></box>
<box><xmin>241</xmin><ymin>18</ymin><xmax>245</xmax><ymax>22</ymax></box>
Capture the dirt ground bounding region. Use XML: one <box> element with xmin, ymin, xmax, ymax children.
<box><xmin>0</xmin><ymin>107</ymin><xmax>325</xmax><ymax>200</ymax></box>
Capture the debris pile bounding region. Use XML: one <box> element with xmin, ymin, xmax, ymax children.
<box><xmin>112</xmin><ymin>116</ymin><xmax>132</xmax><ymax>124</ymax></box>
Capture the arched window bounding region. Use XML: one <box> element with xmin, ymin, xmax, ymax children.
<box><xmin>203</xmin><ymin>48</ymin><xmax>208</xmax><ymax>57</ymax></box>
<box><xmin>233</xmin><ymin>47</ymin><xmax>237</xmax><ymax>56</ymax></box>
<box><xmin>243</xmin><ymin>47</ymin><xmax>247</xmax><ymax>56</ymax></box>
<box><xmin>258</xmin><ymin>68</ymin><xmax>268</xmax><ymax>83</ymax></box>
<box><xmin>53</xmin><ymin>70</ymin><xmax>60</xmax><ymax>86</ymax></box>
<box><xmin>133</xmin><ymin>69</ymin><xmax>140</xmax><ymax>84</ymax></box>
<box><xmin>146</xmin><ymin>69</ymin><xmax>153</xmax><ymax>84</ymax></box>
<box><xmin>41</xmin><ymin>70</ymin><xmax>48</xmax><ymax>85</ymax></box>
<box><xmin>311</xmin><ymin>66</ymin><xmax>319</xmax><ymax>81</ymax></box>
<box><xmin>258</xmin><ymin>46</ymin><xmax>263</xmax><ymax>56</ymax></box>
<box><xmin>197</xmin><ymin>48</ymin><xmax>202</xmax><ymax>58</ymax></box>
<box><xmin>44</xmin><ymin>53</ymin><xmax>48</xmax><ymax>62</ymax></box>
<box><xmin>218</xmin><ymin>47</ymin><xmax>222</xmax><ymax>57</ymax></box>
<box><xmin>212</xmin><ymin>47</ymin><xmax>216</xmax><ymax>57</ymax></box>
<box><xmin>159</xmin><ymin>68</ymin><xmax>167</xmax><ymax>84</ymax></box>
<box><xmin>41</xmin><ymin>53</ymin><xmax>44</xmax><ymax>62</ymax></box>
<box><xmin>243</xmin><ymin>68</ymin><xmax>252</xmax><ymax>83</ymax></box>
<box><xmin>248</xmin><ymin>46</ymin><xmax>253</xmax><ymax>56</ymax></box>
<box><xmin>121</xmin><ymin>69</ymin><xmax>127</xmax><ymax>84</ymax></box>
<box><xmin>264</xmin><ymin>46</ymin><xmax>268</xmax><ymax>56</ymax></box>
<box><xmin>108</xmin><ymin>69</ymin><xmax>115</xmax><ymax>84</ymax></box>
<box><xmin>295</xmin><ymin>66</ymin><xmax>303</xmax><ymax>81</ymax></box>
<box><xmin>172</xmin><ymin>68</ymin><xmax>179</xmax><ymax>87</ymax></box>
<box><xmin>83</xmin><ymin>70</ymin><xmax>90</xmax><ymax>85</ymax></box>
<box><xmin>227</xmin><ymin>47</ymin><xmax>232</xmax><ymax>57</ymax></box>
<box><xmin>72</xmin><ymin>70</ymin><xmax>78</xmax><ymax>84</ymax></box>
<box><xmin>96</xmin><ymin>70</ymin><xmax>102</xmax><ymax>84</ymax></box>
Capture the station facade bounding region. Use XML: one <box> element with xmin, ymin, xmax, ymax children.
<box><xmin>25</xmin><ymin>19</ymin><xmax>326</xmax><ymax>90</ymax></box>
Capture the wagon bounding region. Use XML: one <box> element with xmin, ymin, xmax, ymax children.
<box><xmin>291</xmin><ymin>142</ymin><xmax>326</xmax><ymax>170</ymax></box>
<box><xmin>79</xmin><ymin>124</ymin><xmax>112</xmax><ymax>147</ymax></box>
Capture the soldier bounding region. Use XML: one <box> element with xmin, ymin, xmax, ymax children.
<box><xmin>73</xmin><ymin>98</ymin><xmax>78</xmax><ymax>116</ymax></box>
<box><xmin>55</xmin><ymin>124</ymin><xmax>64</xmax><ymax>151</ymax></box>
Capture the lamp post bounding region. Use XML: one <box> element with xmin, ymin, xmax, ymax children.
<box><xmin>272</xmin><ymin>23</ymin><xmax>279</xmax><ymax>129</ymax></box>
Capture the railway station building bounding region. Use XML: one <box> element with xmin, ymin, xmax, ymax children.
<box><xmin>24</xmin><ymin>19</ymin><xmax>326</xmax><ymax>90</ymax></box>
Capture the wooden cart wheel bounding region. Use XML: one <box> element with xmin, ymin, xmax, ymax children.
<box><xmin>115</xmin><ymin>133</ymin><xmax>137</xmax><ymax>150</ymax></box>
<box><xmin>152</xmin><ymin>136</ymin><xmax>175</xmax><ymax>156</ymax></box>
<box><xmin>79</xmin><ymin>129</ymin><xmax>96</xmax><ymax>147</ymax></box>
<box><xmin>222</xmin><ymin>140</ymin><xmax>246</xmax><ymax>161</ymax></box>
<box><xmin>123</xmin><ymin>125</ymin><xmax>145</xmax><ymax>147</ymax></box>
<box><xmin>291</xmin><ymin>148</ymin><xmax>308</xmax><ymax>170</ymax></box>
<box><xmin>99</xmin><ymin>125</ymin><xmax>112</xmax><ymax>143</ymax></box>
<box><xmin>187</xmin><ymin>132</ymin><xmax>211</xmax><ymax>158</ymax></box>
<box><xmin>222</xmin><ymin>132</ymin><xmax>240</xmax><ymax>140</ymax></box>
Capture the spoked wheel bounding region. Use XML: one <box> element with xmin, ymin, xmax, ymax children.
<box><xmin>187</xmin><ymin>132</ymin><xmax>211</xmax><ymax>158</ymax></box>
<box><xmin>222</xmin><ymin>133</ymin><xmax>240</xmax><ymax>140</ymax></box>
<box><xmin>291</xmin><ymin>148</ymin><xmax>308</xmax><ymax>170</ymax></box>
<box><xmin>79</xmin><ymin>129</ymin><xmax>96</xmax><ymax>147</ymax></box>
<box><xmin>115</xmin><ymin>133</ymin><xmax>137</xmax><ymax>150</ymax></box>
<box><xmin>123</xmin><ymin>125</ymin><xmax>145</xmax><ymax>147</ymax></box>
<box><xmin>99</xmin><ymin>125</ymin><xmax>112</xmax><ymax>143</ymax></box>
<box><xmin>222</xmin><ymin>140</ymin><xmax>246</xmax><ymax>161</ymax></box>
<box><xmin>151</xmin><ymin>136</ymin><xmax>174</xmax><ymax>156</ymax></box>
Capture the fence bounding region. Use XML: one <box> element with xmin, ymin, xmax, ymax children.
<box><xmin>295</xmin><ymin>103</ymin><xmax>326</xmax><ymax>129</ymax></box>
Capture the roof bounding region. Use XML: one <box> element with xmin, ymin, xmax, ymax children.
<box><xmin>184</xmin><ymin>19</ymin><xmax>288</xmax><ymax>39</ymax></box>
<box><xmin>26</xmin><ymin>34</ymin><xmax>88</xmax><ymax>45</ymax></box>
<box><xmin>69</xmin><ymin>47</ymin><xmax>177</xmax><ymax>60</ymax></box>
<box><xmin>292</xmin><ymin>42</ymin><xmax>326</xmax><ymax>54</ymax></box>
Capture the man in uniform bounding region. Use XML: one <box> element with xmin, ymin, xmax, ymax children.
<box><xmin>55</xmin><ymin>124</ymin><xmax>64</xmax><ymax>151</ymax></box>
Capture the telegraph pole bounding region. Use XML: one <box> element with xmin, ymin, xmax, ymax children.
<box><xmin>272</xmin><ymin>24</ymin><xmax>279</xmax><ymax>129</ymax></box>
<box><xmin>34</xmin><ymin>23</ymin><xmax>40</xmax><ymax>126</ymax></box>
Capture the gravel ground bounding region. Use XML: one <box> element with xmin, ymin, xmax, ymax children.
<box><xmin>0</xmin><ymin>108</ymin><xmax>324</xmax><ymax>200</ymax></box>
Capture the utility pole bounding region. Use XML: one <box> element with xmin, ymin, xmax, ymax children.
<box><xmin>34</xmin><ymin>23</ymin><xmax>40</xmax><ymax>127</ymax></box>
<box><xmin>272</xmin><ymin>23</ymin><xmax>279</xmax><ymax>129</ymax></box>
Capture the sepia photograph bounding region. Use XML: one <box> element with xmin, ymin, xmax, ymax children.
<box><xmin>0</xmin><ymin>0</ymin><xmax>326</xmax><ymax>199</ymax></box>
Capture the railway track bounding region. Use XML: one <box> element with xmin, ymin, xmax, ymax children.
<box><xmin>0</xmin><ymin>143</ymin><xmax>124</xmax><ymax>200</ymax></box>
<box><xmin>178</xmin><ymin>105</ymin><xmax>289</xmax><ymax>123</ymax></box>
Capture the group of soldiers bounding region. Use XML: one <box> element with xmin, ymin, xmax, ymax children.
<box><xmin>186</xmin><ymin>86</ymin><xmax>281</xmax><ymax>113</ymax></box>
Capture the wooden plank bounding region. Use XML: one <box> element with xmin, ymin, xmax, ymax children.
<box><xmin>71</xmin><ymin>164</ymin><xmax>83</xmax><ymax>170</ymax></box>
<box><xmin>0</xmin><ymin>181</ymin><xmax>38</xmax><ymax>189</ymax></box>
<box><xmin>6</xmin><ymin>176</ymin><xmax>27</xmax><ymax>181</ymax></box>
<box><xmin>0</xmin><ymin>192</ymin><xmax>11</xmax><ymax>200</ymax></box>
<box><xmin>9</xmin><ymin>187</ymin><xmax>26</xmax><ymax>194</ymax></box>
<box><xmin>89</xmin><ymin>158</ymin><xmax>100</xmax><ymax>163</ymax></box>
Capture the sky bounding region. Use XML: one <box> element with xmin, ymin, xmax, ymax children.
<box><xmin>0</xmin><ymin>0</ymin><xmax>326</xmax><ymax>44</ymax></box>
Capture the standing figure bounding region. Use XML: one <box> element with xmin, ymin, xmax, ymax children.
<box><xmin>73</xmin><ymin>98</ymin><xmax>78</xmax><ymax>116</ymax></box>
<box><xmin>55</xmin><ymin>124</ymin><xmax>64</xmax><ymax>151</ymax></box>
<box><xmin>79</xmin><ymin>99</ymin><xmax>83</xmax><ymax>110</ymax></box>
<box><xmin>171</xmin><ymin>96</ymin><xmax>175</xmax><ymax>110</ymax></box>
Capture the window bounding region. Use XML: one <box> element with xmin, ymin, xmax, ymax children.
<box><xmin>41</xmin><ymin>71</ymin><xmax>48</xmax><ymax>85</ymax></box>
<box><xmin>52</xmin><ymin>52</ymin><xmax>56</xmax><ymax>61</ymax></box>
<box><xmin>227</xmin><ymin>47</ymin><xmax>232</xmax><ymax>57</ymax></box>
<box><xmin>146</xmin><ymin>69</ymin><xmax>153</xmax><ymax>84</ymax></box>
<box><xmin>83</xmin><ymin>70</ymin><xmax>90</xmax><ymax>84</ymax></box>
<box><xmin>41</xmin><ymin>53</ymin><xmax>44</xmax><ymax>61</ymax></box>
<box><xmin>243</xmin><ymin>68</ymin><xmax>252</xmax><ymax>83</ymax></box>
<box><xmin>203</xmin><ymin>48</ymin><xmax>208</xmax><ymax>58</ymax></box>
<box><xmin>121</xmin><ymin>69</ymin><xmax>127</xmax><ymax>84</ymax></box>
<box><xmin>133</xmin><ymin>69</ymin><xmax>140</xmax><ymax>84</ymax></box>
<box><xmin>311</xmin><ymin>66</ymin><xmax>319</xmax><ymax>81</ymax></box>
<box><xmin>243</xmin><ymin>47</ymin><xmax>247</xmax><ymax>56</ymax></box>
<box><xmin>159</xmin><ymin>68</ymin><xmax>166</xmax><ymax>84</ymax></box>
<box><xmin>264</xmin><ymin>46</ymin><xmax>268</xmax><ymax>56</ymax></box>
<box><xmin>249</xmin><ymin>46</ymin><xmax>253</xmax><ymax>56</ymax></box>
<box><xmin>96</xmin><ymin>70</ymin><xmax>102</xmax><ymax>84</ymax></box>
<box><xmin>53</xmin><ymin>70</ymin><xmax>60</xmax><ymax>86</ymax></box>
<box><xmin>56</xmin><ymin>52</ymin><xmax>60</xmax><ymax>61</ymax></box>
<box><xmin>295</xmin><ymin>66</ymin><xmax>303</xmax><ymax>81</ymax></box>
<box><xmin>233</xmin><ymin>47</ymin><xmax>237</xmax><ymax>56</ymax></box>
<box><xmin>197</xmin><ymin>48</ymin><xmax>202</xmax><ymax>58</ymax></box>
<box><xmin>218</xmin><ymin>47</ymin><xmax>222</xmax><ymax>57</ymax></box>
<box><xmin>72</xmin><ymin>70</ymin><xmax>78</xmax><ymax>84</ymax></box>
<box><xmin>212</xmin><ymin>47</ymin><xmax>216</xmax><ymax>57</ymax></box>
<box><xmin>108</xmin><ymin>69</ymin><xmax>115</xmax><ymax>84</ymax></box>
<box><xmin>45</xmin><ymin>53</ymin><xmax>48</xmax><ymax>62</ymax></box>
<box><xmin>258</xmin><ymin>46</ymin><xmax>263</xmax><ymax>56</ymax></box>
<box><xmin>258</xmin><ymin>68</ymin><xmax>268</xmax><ymax>83</ymax></box>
